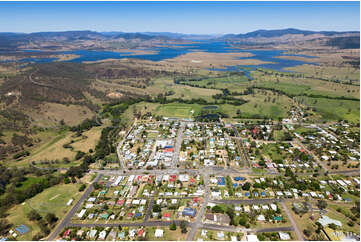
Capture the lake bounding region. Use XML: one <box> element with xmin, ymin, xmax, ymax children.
<box><xmin>10</xmin><ymin>41</ymin><xmax>317</xmax><ymax>72</ymax></box>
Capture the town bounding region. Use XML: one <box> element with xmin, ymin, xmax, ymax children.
<box><xmin>49</xmin><ymin>119</ymin><xmax>359</xmax><ymax>241</ymax></box>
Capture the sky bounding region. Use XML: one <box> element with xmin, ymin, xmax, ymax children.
<box><xmin>0</xmin><ymin>1</ymin><xmax>359</xmax><ymax>34</ymax></box>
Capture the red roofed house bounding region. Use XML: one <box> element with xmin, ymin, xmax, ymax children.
<box><xmin>137</xmin><ymin>229</ymin><xmax>145</xmax><ymax>237</ymax></box>
<box><xmin>163</xmin><ymin>212</ymin><xmax>171</xmax><ymax>220</ymax></box>
<box><xmin>63</xmin><ymin>229</ymin><xmax>71</xmax><ymax>237</ymax></box>
<box><xmin>253</xmin><ymin>127</ymin><xmax>258</xmax><ymax>135</ymax></box>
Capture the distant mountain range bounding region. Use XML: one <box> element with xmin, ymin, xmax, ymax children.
<box><xmin>223</xmin><ymin>28</ymin><xmax>360</xmax><ymax>39</ymax></box>
<box><xmin>0</xmin><ymin>28</ymin><xmax>358</xmax><ymax>50</ymax></box>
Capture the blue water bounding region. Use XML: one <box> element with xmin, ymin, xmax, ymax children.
<box><xmin>10</xmin><ymin>41</ymin><xmax>317</xmax><ymax>72</ymax></box>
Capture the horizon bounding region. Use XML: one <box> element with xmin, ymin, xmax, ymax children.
<box><xmin>1</xmin><ymin>1</ymin><xmax>359</xmax><ymax>34</ymax></box>
<box><xmin>1</xmin><ymin>27</ymin><xmax>360</xmax><ymax>36</ymax></box>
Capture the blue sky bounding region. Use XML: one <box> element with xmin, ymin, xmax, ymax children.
<box><xmin>1</xmin><ymin>1</ymin><xmax>359</xmax><ymax>34</ymax></box>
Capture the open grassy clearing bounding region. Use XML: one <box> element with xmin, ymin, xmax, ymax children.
<box><xmin>148</xmin><ymin>77</ymin><xmax>222</xmax><ymax>101</ymax></box>
<box><xmin>153</xmin><ymin>103</ymin><xmax>202</xmax><ymax>118</ymax></box>
<box><xmin>177</xmin><ymin>74</ymin><xmax>251</xmax><ymax>93</ymax></box>
<box><xmin>251</xmin><ymin>69</ymin><xmax>360</xmax><ymax>99</ymax></box>
<box><xmin>12</xmin><ymin>126</ymin><xmax>102</xmax><ymax>167</ymax></box>
<box><xmin>6</xmin><ymin>183</ymin><xmax>81</xmax><ymax>241</ymax></box>
<box><xmin>146</xmin><ymin>227</ymin><xmax>189</xmax><ymax>241</ymax></box>
<box><xmin>234</xmin><ymin>90</ymin><xmax>293</xmax><ymax>119</ymax></box>
<box><xmin>121</xmin><ymin>91</ymin><xmax>292</xmax><ymax>121</ymax></box>
<box><xmin>296</xmin><ymin>96</ymin><xmax>360</xmax><ymax>123</ymax></box>
<box><xmin>285</xmin><ymin>64</ymin><xmax>360</xmax><ymax>83</ymax></box>
<box><xmin>27</xmin><ymin>102</ymin><xmax>94</xmax><ymax>127</ymax></box>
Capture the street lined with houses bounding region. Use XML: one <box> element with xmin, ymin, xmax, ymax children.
<box><xmin>50</xmin><ymin>119</ymin><xmax>360</xmax><ymax>241</ymax></box>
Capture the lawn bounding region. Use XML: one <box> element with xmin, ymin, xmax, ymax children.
<box><xmin>153</xmin><ymin>103</ymin><xmax>202</xmax><ymax>118</ymax></box>
<box><xmin>6</xmin><ymin>183</ymin><xmax>82</xmax><ymax>241</ymax></box>
<box><xmin>326</xmin><ymin>203</ymin><xmax>360</xmax><ymax>234</ymax></box>
<box><xmin>146</xmin><ymin>227</ymin><xmax>189</xmax><ymax>241</ymax></box>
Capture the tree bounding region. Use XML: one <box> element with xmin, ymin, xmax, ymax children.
<box><xmin>45</xmin><ymin>213</ymin><xmax>58</xmax><ymax>225</ymax></box>
<box><xmin>328</xmin><ymin>223</ymin><xmax>338</xmax><ymax>230</ymax></box>
<box><xmin>211</xmin><ymin>205</ymin><xmax>225</xmax><ymax>214</ymax></box>
<box><xmin>27</xmin><ymin>210</ymin><xmax>42</xmax><ymax>221</ymax></box>
<box><xmin>0</xmin><ymin>219</ymin><xmax>12</xmax><ymax>236</ymax></box>
<box><xmin>180</xmin><ymin>221</ymin><xmax>187</xmax><ymax>234</ymax></box>
<box><xmin>64</xmin><ymin>177</ymin><xmax>70</xmax><ymax>184</ymax></box>
<box><xmin>242</xmin><ymin>182</ymin><xmax>251</xmax><ymax>191</ymax></box>
<box><xmin>79</xmin><ymin>184</ymin><xmax>86</xmax><ymax>191</ymax></box>
<box><xmin>169</xmin><ymin>222</ymin><xmax>177</xmax><ymax>231</ymax></box>
<box><xmin>153</xmin><ymin>204</ymin><xmax>161</xmax><ymax>213</ymax></box>
<box><xmin>303</xmin><ymin>229</ymin><xmax>311</xmax><ymax>237</ymax></box>
<box><xmin>317</xmin><ymin>200</ymin><xmax>327</xmax><ymax>210</ymax></box>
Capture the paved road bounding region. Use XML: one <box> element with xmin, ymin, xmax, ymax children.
<box><xmin>92</xmin><ymin>165</ymin><xmax>359</xmax><ymax>177</ymax></box>
<box><xmin>281</xmin><ymin>201</ymin><xmax>303</xmax><ymax>241</ymax></box>
<box><xmin>116</xmin><ymin>122</ymin><xmax>137</xmax><ymax>172</ymax></box>
<box><xmin>187</xmin><ymin>171</ymin><xmax>210</xmax><ymax>241</ymax></box>
<box><xmin>68</xmin><ymin>220</ymin><xmax>190</xmax><ymax>228</ymax></box>
<box><xmin>144</xmin><ymin>197</ymin><xmax>154</xmax><ymax>222</ymax></box>
<box><xmin>47</xmin><ymin>174</ymin><xmax>102</xmax><ymax>240</ymax></box>
<box><xmin>211</xmin><ymin>198</ymin><xmax>283</xmax><ymax>205</ymax></box>
<box><xmin>201</xmin><ymin>223</ymin><xmax>242</xmax><ymax>232</ymax></box>
<box><xmin>172</xmin><ymin>121</ymin><xmax>185</xmax><ymax>168</ymax></box>
<box><xmin>255</xmin><ymin>226</ymin><xmax>294</xmax><ymax>233</ymax></box>
<box><xmin>231</xmin><ymin>124</ymin><xmax>250</xmax><ymax>168</ymax></box>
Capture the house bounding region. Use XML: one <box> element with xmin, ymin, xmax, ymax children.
<box><xmin>182</xmin><ymin>207</ymin><xmax>197</xmax><ymax>217</ymax></box>
<box><xmin>261</xmin><ymin>205</ymin><xmax>269</xmax><ymax>210</ymax></box>
<box><xmin>67</xmin><ymin>199</ymin><xmax>73</xmax><ymax>206</ymax></box>
<box><xmin>118</xmin><ymin>232</ymin><xmax>125</xmax><ymax>240</ymax></box>
<box><xmin>129</xmin><ymin>229</ymin><xmax>137</xmax><ymax>238</ymax></box>
<box><xmin>247</xmin><ymin>235</ymin><xmax>259</xmax><ymax>242</ymax></box>
<box><xmin>108</xmin><ymin>231</ymin><xmax>116</xmax><ymax>240</ymax></box>
<box><xmin>137</xmin><ymin>229</ymin><xmax>146</xmax><ymax>237</ymax></box>
<box><xmin>163</xmin><ymin>212</ymin><xmax>171</xmax><ymax>220</ymax></box>
<box><xmin>279</xmin><ymin>232</ymin><xmax>291</xmax><ymax>240</ymax></box>
<box><xmin>257</xmin><ymin>214</ymin><xmax>266</xmax><ymax>221</ymax></box>
<box><xmin>77</xmin><ymin>209</ymin><xmax>86</xmax><ymax>218</ymax></box>
<box><xmin>98</xmin><ymin>230</ymin><xmax>107</xmax><ymax>240</ymax></box>
<box><xmin>154</xmin><ymin>229</ymin><xmax>164</xmax><ymax>238</ymax></box>
<box><xmin>318</xmin><ymin>216</ymin><xmax>342</xmax><ymax>227</ymax></box>
<box><xmin>270</xmin><ymin>204</ymin><xmax>277</xmax><ymax>211</ymax></box>
<box><xmin>89</xmin><ymin>230</ymin><xmax>97</xmax><ymax>239</ymax></box>
<box><xmin>63</xmin><ymin>229</ymin><xmax>71</xmax><ymax>237</ymax></box>
<box><xmin>216</xmin><ymin>232</ymin><xmax>225</xmax><ymax>240</ymax></box>
<box><xmin>244</xmin><ymin>205</ymin><xmax>250</xmax><ymax>213</ymax></box>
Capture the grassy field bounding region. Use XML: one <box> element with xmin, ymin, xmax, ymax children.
<box><xmin>28</xmin><ymin>102</ymin><xmax>94</xmax><ymax>127</ymax></box>
<box><xmin>177</xmin><ymin>74</ymin><xmax>251</xmax><ymax>93</ymax></box>
<box><xmin>146</xmin><ymin>227</ymin><xmax>189</xmax><ymax>241</ymax></box>
<box><xmin>12</xmin><ymin>126</ymin><xmax>102</xmax><ymax>167</ymax></box>
<box><xmin>234</xmin><ymin>90</ymin><xmax>293</xmax><ymax>119</ymax></box>
<box><xmin>154</xmin><ymin>103</ymin><xmax>202</xmax><ymax>118</ymax></box>
<box><xmin>123</xmin><ymin>92</ymin><xmax>292</xmax><ymax>121</ymax></box>
<box><xmin>285</xmin><ymin>64</ymin><xmax>360</xmax><ymax>84</ymax></box>
<box><xmin>148</xmin><ymin>77</ymin><xmax>222</xmax><ymax>102</ymax></box>
<box><xmin>6</xmin><ymin>183</ymin><xmax>82</xmax><ymax>241</ymax></box>
<box><xmin>251</xmin><ymin>69</ymin><xmax>360</xmax><ymax>99</ymax></box>
<box><xmin>296</xmin><ymin>96</ymin><xmax>360</xmax><ymax>123</ymax></box>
